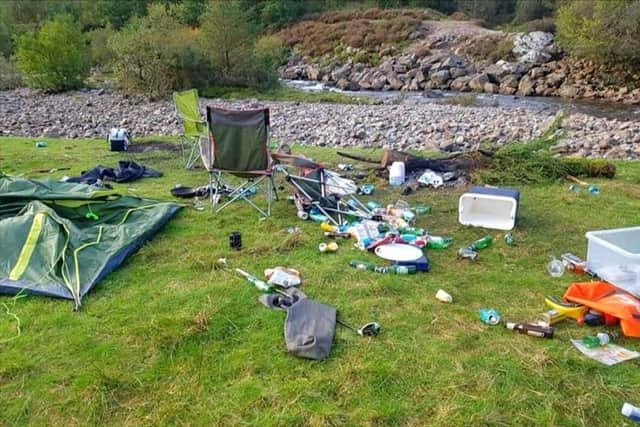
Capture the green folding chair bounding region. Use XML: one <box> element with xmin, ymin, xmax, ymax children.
<box><xmin>201</xmin><ymin>106</ymin><xmax>278</xmax><ymax>217</ymax></box>
<box><xmin>173</xmin><ymin>89</ymin><xmax>207</xmax><ymax>169</ymax></box>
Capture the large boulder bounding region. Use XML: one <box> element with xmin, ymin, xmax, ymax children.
<box><xmin>441</xmin><ymin>54</ymin><xmax>467</xmax><ymax>69</ymax></box>
<box><xmin>430</xmin><ymin>69</ymin><xmax>451</xmax><ymax>87</ymax></box>
<box><xmin>336</xmin><ymin>78</ymin><xmax>360</xmax><ymax>91</ymax></box>
<box><xmin>450</xmin><ymin>76</ymin><xmax>472</xmax><ymax>91</ymax></box>
<box><xmin>449</xmin><ymin>67</ymin><xmax>468</xmax><ymax>79</ymax></box>
<box><xmin>501</xmin><ymin>74</ymin><xmax>521</xmax><ymax>89</ymax></box>
<box><xmin>371</xmin><ymin>75</ymin><xmax>387</xmax><ymax>90</ymax></box>
<box><xmin>468</xmin><ymin>73</ymin><xmax>490</xmax><ymax>92</ymax></box>
<box><xmin>558</xmin><ymin>84</ymin><xmax>581</xmax><ymax>98</ymax></box>
<box><xmin>512</xmin><ymin>31</ymin><xmax>560</xmax><ymax>64</ymax></box>
<box><xmin>545</xmin><ymin>72</ymin><xmax>566</xmax><ymax>88</ymax></box>
<box><xmin>517</xmin><ymin>75</ymin><xmax>535</xmax><ymax>95</ymax></box>
<box><xmin>388</xmin><ymin>75</ymin><xmax>404</xmax><ymax>90</ymax></box>
<box><xmin>306</xmin><ymin>65</ymin><xmax>322</xmax><ymax>81</ymax></box>
<box><xmin>331</xmin><ymin>64</ymin><xmax>353</xmax><ymax>81</ymax></box>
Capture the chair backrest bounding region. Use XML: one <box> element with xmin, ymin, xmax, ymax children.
<box><xmin>203</xmin><ymin>106</ymin><xmax>270</xmax><ymax>173</ymax></box>
<box><xmin>173</xmin><ymin>89</ymin><xmax>204</xmax><ymax>136</ymax></box>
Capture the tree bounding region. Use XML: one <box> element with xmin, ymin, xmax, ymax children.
<box><xmin>109</xmin><ymin>3</ymin><xmax>210</xmax><ymax>97</ymax></box>
<box><xmin>199</xmin><ymin>0</ymin><xmax>254</xmax><ymax>79</ymax></box>
<box><xmin>14</xmin><ymin>14</ymin><xmax>90</xmax><ymax>91</ymax></box>
<box><xmin>556</xmin><ymin>0</ymin><xmax>640</xmax><ymax>65</ymax></box>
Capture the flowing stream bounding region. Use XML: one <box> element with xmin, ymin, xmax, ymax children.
<box><xmin>284</xmin><ymin>79</ymin><xmax>640</xmax><ymax>121</ymax></box>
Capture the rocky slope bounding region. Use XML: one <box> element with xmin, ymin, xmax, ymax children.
<box><xmin>280</xmin><ymin>21</ymin><xmax>640</xmax><ymax>105</ymax></box>
<box><xmin>1</xmin><ymin>88</ymin><xmax>640</xmax><ymax>160</ymax></box>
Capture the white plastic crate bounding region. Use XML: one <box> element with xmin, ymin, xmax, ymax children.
<box><xmin>586</xmin><ymin>226</ymin><xmax>640</xmax><ymax>297</ymax></box>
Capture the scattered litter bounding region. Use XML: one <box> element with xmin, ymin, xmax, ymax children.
<box><xmin>284</xmin><ymin>226</ymin><xmax>302</xmax><ymax>234</ymax></box>
<box><xmin>435</xmin><ymin>289</ymin><xmax>452</xmax><ymax>303</ymax></box>
<box><xmin>458</xmin><ymin>246</ymin><xmax>478</xmax><ymax>261</ymax></box>
<box><xmin>366</xmin><ymin>200</ymin><xmax>380</xmax><ymax>210</ymax></box>
<box><xmin>505</xmin><ymin>321</ymin><xmax>554</xmax><ymax>338</ymax></box>
<box><xmin>389</xmin><ymin>161</ymin><xmax>405</xmax><ymax>186</ymax></box>
<box><xmin>568</xmin><ymin>184</ymin><xmax>581</xmax><ymax>193</ymax></box>
<box><xmin>411</xmin><ymin>206</ymin><xmax>431</xmax><ymax>215</ymax></box>
<box><xmin>587</xmin><ymin>184</ymin><xmax>600</xmax><ymax>195</ymax></box>
<box><xmin>547</xmin><ymin>256</ymin><xmax>565</xmax><ymax>277</ymax></box>
<box><xmin>35</xmin><ymin>141</ymin><xmax>47</xmax><ymax>148</ymax></box>
<box><xmin>297</xmin><ymin>210</ymin><xmax>309</xmax><ymax>220</ymax></box>
<box><xmin>561</xmin><ymin>253</ymin><xmax>586</xmax><ymax>274</ymax></box>
<box><xmin>504</xmin><ymin>233</ymin><xmax>515</xmax><ymax>246</ymax></box>
<box><xmin>534</xmin><ymin>309</ymin><xmax>566</xmax><ymax>327</ymax></box>
<box><xmin>401</xmin><ymin>177</ymin><xmax>419</xmax><ymax>195</ymax></box>
<box><xmin>337</xmin><ymin>319</ymin><xmax>381</xmax><ymax>337</ymax></box>
<box><xmin>319</xmin><ymin>242</ymin><xmax>338</xmax><ymax>253</ymax></box>
<box><xmin>544</xmin><ymin>296</ymin><xmax>587</xmax><ymax>320</ymax></box>
<box><xmin>622</xmin><ymin>403</ymin><xmax>640</xmax><ymax>423</ymax></box>
<box><xmin>349</xmin><ymin>259</ymin><xmax>416</xmax><ymax>274</ymax></box>
<box><xmin>427</xmin><ymin>235</ymin><xmax>453</xmax><ymax>249</ymax></box>
<box><xmin>417</xmin><ymin>169</ymin><xmax>443</xmax><ymax>188</ymax></box>
<box><xmin>479</xmin><ymin>308</ymin><xmax>501</xmax><ymax>325</ymax></box>
<box><xmin>229</xmin><ymin>231</ymin><xmax>242</xmax><ymax>250</ymax></box>
<box><xmin>571</xmin><ymin>339</ymin><xmax>640</xmax><ymax>366</ymax></box>
<box><xmin>265</xmin><ymin>267</ymin><xmax>301</xmax><ymax>288</ymax></box>
<box><xmin>581</xmin><ymin>331</ymin><xmax>617</xmax><ymax>348</ymax></box>
<box><xmin>358</xmin><ymin>183</ymin><xmax>375</xmax><ymax>195</ymax></box>
<box><xmin>324</xmin><ymin>231</ymin><xmax>350</xmax><ymax>239</ymax></box>
<box><xmin>337</xmin><ymin>163</ymin><xmax>353</xmax><ymax>171</ymax></box>
<box><xmin>235</xmin><ymin>268</ymin><xmax>274</xmax><ymax>292</ymax></box>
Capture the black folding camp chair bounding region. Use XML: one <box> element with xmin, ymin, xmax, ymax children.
<box><xmin>201</xmin><ymin>107</ymin><xmax>277</xmax><ymax>216</ymax></box>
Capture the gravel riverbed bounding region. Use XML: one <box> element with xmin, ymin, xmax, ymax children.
<box><xmin>1</xmin><ymin>88</ymin><xmax>639</xmax><ymax>159</ymax></box>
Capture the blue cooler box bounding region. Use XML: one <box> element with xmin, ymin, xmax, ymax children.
<box><xmin>458</xmin><ymin>186</ymin><xmax>520</xmax><ymax>231</ymax></box>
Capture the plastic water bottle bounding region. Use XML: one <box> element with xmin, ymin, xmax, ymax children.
<box><xmin>389</xmin><ymin>162</ymin><xmax>405</xmax><ymax>186</ymax></box>
<box><xmin>470</xmin><ymin>235</ymin><xmax>493</xmax><ymax>250</ymax></box>
<box><xmin>399</xmin><ymin>227</ymin><xmax>427</xmax><ymax>236</ymax></box>
<box><xmin>427</xmin><ymin>236</ymin><xmax>453</xmax><ymax>249</ymax></box>
<box><xmin>582</xmin><ymin>332</ymin><xmax>615</xmax><ymax>348</ymax></box>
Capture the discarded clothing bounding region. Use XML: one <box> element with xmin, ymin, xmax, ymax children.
<box><xmin>66</xmin><ymin>161</ymin><xmax>162</xmax><ymax>185</ymax></box>
<box><xmin>260</xmin><ymin>288</ymin><xmax>336</xmax><ymax>360</ymax></box>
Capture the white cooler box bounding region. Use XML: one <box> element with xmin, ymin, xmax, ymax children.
<box><xmin>458</xmin><ymin>186</ymin><xmax>520</xmax><ymax>231</ymax></box>
<box><xmin>586</xmin><ymin>226</ymin><xmax>640</xmax><ymax>297</ymax></box>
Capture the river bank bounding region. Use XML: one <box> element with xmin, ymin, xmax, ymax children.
<box><xmin>1</xmin><ymin>88</ymin><xmax>639</xmax><ymax>160</ymax></box>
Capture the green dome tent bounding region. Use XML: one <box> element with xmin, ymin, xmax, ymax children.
<box><xmin>0</xmin><ymin>174</ymin><xmax>181</xmax><ymax>309</ymax></box>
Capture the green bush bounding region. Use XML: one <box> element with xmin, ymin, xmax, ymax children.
<box><xmin>109</xmin><ymin>4</ymin><xmax>214</xmax><ymax>98</ymax></box>
<box><xmin>14</xmin><ymin>14</ymin><xmax>90</xmax><ymax>91</ymax></box>
<box><xmin>556</xmin><ymin>0</ymin><xmax>640</xmax><ymax>65</ymax></box>
<box><xmin>0</xmin><ymin>56</ymin><xmax>22</xmax><ymax>90</ymax></box>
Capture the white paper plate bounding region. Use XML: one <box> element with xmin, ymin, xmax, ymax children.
<box><xmin>374</xmin><ymin>244</ymin><xmax>423</xmax><ymax>262</ymax></box>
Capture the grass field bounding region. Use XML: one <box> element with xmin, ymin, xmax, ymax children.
<box><xmin>1</xmin><ymin>136</ymin><xmax>640</xmax><ymax>426</ymax></box>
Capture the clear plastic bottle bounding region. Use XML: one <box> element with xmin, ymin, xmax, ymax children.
<box><xmin>622</xmin><ymin>403</ymin><xmax>640</xmax><ymax>423</ymax></box>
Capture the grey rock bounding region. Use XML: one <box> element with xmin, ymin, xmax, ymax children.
<box><xmin>468</xmin><ymin>73</ymin><xmax>490</xmax><ymax>92</ymax></box>
<box><xmin>430</xmin><ymin>70</ymin><xmax>451</xmax><ymax>87</ymax></box>
<box><xmin>517</xmin><ymin>75</ymin><xmax>535</xmax><ymax>96</ymax></box>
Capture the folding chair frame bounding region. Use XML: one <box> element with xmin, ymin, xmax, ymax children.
<box><xmin>209</xmin><ymin>171</ymin><xmax>278</xmax><ymax>217</ymax></box>
<box><xmin>279</xmin><ymin>166</ymin><xmax>371</xmax><ymax>226</ymax></box>
<box><xmin>173</xmin><ymin>91</ymin><xmax>207</xmax><ymax>170</ymax></box>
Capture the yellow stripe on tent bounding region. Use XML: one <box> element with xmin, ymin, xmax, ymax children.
<box><xmin>9</xmin><ymin>212</ymin><xmax>47</xmax><ymax>281</ymax></box>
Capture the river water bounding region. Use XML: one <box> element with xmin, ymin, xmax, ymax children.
<box><xmin>284</xmin><ymin>79</ymin><xmax>640</xmax><ymax>121</ymax></box>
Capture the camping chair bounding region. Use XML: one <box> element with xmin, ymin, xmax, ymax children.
<box><xmin>173</xmin><ymin>89</ymin><xmax>207</xmax><ymax>169</ymax></box>
<box><xmin>272</xmin><ymin>152</ymin><xmax>372</xmax><ymax>226</ymax></box>
<box><xmin>201</xmin><ymin>106</ymin><xmax>277</xmax><ymax>217</ymax></box>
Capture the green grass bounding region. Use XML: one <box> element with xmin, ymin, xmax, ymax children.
<box><xmin>1</xmin><ymin>136</ymin><xmax>640</xmax><ymax>426</ymax></box>
<box><xmin>201</xmin><ymin>85</ymin><xmax>375</xmax><ymax>105</ymax></box>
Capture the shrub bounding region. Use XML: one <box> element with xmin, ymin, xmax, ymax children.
<box><xmin>556</xmin><ymin>0</ymin><xmax>640</xmax><ymax>65</ymax></box>
<box><xmin>251</xmin><ymin>35</ymin><xmax>288</xmax><ymax>87</ymax></box>
<box><xmin>14</xmin><ymin>14</ymin><xmax>90</xmax><ymax>91</ymax></box>
<box><xmin>109</xmin><ymin>4</ymin><xmax>213</xmax><ymax>98</ymax></box>
<box><xmin>460</xmin><ymin>35</ymin><xmax>515</xmax><ymax>63</ymax></box>
<box><xmin>0</xmin><ymin>56</ymin><xmax>22</xmax><ymax>90</ymax></box>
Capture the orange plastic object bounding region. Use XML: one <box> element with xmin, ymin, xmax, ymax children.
<box><xmin>564</xmin><ymin>281</ymin><xmax>640</xmax><ymax>337</ymax></box>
